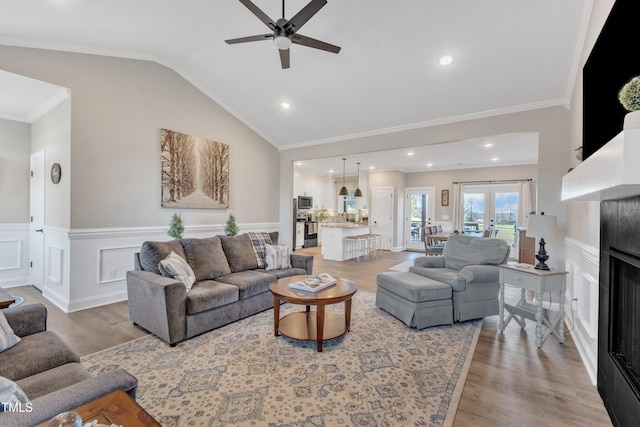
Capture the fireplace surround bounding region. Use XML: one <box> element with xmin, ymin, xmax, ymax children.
<box><xmin>599</xmin><ymin>195</ymin><xmax>640</xmax><ymax>426</ymax></box>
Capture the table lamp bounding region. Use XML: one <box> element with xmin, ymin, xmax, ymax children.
<box><xmin>526</xmin><ymin>212</ymin><xmax>557</xmax><ymax>270</ymax></box>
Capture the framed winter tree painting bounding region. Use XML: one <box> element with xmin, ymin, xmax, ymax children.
<box><xmin>160</xmin><ymin>128</ymin><xmax>229</xmax><ymax>209</ymax></box>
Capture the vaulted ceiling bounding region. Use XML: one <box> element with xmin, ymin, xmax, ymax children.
<box><xmin>0</xmin><ymin>0</ymin><xmax>590</xmax><ymax>170</ymax></box>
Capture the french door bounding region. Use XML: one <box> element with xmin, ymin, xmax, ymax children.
<box><xmin>405</xmin><ymin>187</ymin><xmax>435</xmax><ymax>251</ymax></box>
<box><xmin>462</xmin><ymin>184</ymin><xmax>518</xmax><ymax>257</ymax></box>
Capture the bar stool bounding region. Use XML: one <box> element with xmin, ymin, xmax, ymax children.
<box><xmin>364</xmin><ymin>233</ymin><xmax>381</xmax><ymax>257</ymax></box>
<box><xmin>345</xmin><ymin>234</ymin><xmax>369</xmax><ymax>261</ymax></box>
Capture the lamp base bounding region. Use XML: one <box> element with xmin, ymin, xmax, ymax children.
<box><xmin>534</xmin><ymin>238</ymin><xmax>550</xmax><ymax>270</ymax></box>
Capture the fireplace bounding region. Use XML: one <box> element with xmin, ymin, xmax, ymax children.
<box><xmin>599</xmin><ymin>196</ymin><xmax>640</xmax><ymax>426</ymax></box>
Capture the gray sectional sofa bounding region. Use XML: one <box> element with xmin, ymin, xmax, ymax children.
<box><xmin>0</xmin><ymin>303</ymin><xmax>138</xmax><ymax>427</ymax></box>
<box><xmin>127</xmin><ymin>231</ymin><xmax>314</xmax><ymax>345</ymax></box>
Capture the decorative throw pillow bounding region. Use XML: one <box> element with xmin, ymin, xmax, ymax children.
<box><xmin>264</xmin><ymin>244</ymin><xmax>292</xmax><ymax>271</ymax></box>
<box><xmin>0</xmin><ymin>312</ymin><xmax>20</xmax><ymax>353</ymax></box>
<box><xmin>247</xmin><ymin>232</ymin><xmax>273</xmax><ymax>268</ymax></box>
<box><xmin>158</xmin><ymin>251</ymin><xmax>196</xmax><ymax>290</ymax></box>
<box><xmin>0</xmin><ymin>376</ymin><xmax>29</xmax><ymax>412</ymax></box>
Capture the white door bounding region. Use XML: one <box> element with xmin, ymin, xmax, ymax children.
<box><xmin>461</xmin><ymin>183</ymin><xmax>519</xmax><ymax>259</ymax></box>
<box><xmin>30</xmin><ymin>151</ymin><xmax>45</xmax><ymax>290</ymax></box>
<box><xmin>371</xmin><ymin>187</ymin><xmax>393</xmax><ymax>250</ymax></box>
<box><xmin>405</xmin><ymin>187</ymin><xmax>435</xmax><ymax>251</ymax></box>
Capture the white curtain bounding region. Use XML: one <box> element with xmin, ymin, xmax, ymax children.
<box><xmin>452</xmin><ymin>183</ymin><xmax>462</xmax><ymax>231</ymax></box>
<box><xmin>517</xmin><ymin>180</ymin><xmax>535</xmax><ymax>227</ymax></box>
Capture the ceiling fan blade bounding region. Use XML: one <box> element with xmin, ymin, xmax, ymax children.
<box><xmin>279</xmin><ymin>49</ymin><xmax>290</xmax><ymax>69</ymax></box>
<box><xmin>292</xmin><ymin>34</ymin><xmax>341</xmax><ymax>54</ymax></box>
<box><xmin>238</xmin><ymin>0</ymin><xmax>276</xmax><ymax>30</ymax></box>
<box><xmin>284</xmin><ymin>0</ymin><xmax>327</xmax><ymax>33</ymax></box>
<box><xmin>225</xmin><ymin>34</ymin><xmax>273</xmax><ymax>44</ymax></box>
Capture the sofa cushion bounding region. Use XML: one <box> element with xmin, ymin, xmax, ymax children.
<box><xmin>181</xmin><ymin>236</ymin><xmax>232</xmax><ymax>281</ymax></box>
<box><xmin>0</xmin><ymin>331</ymin><xmax>80</xmax><ymax>382</ymax></box>
<box><xmin>263</xmin><ymin>267</ymin><xmax>307</xmax><ymax>279</ymax></box>
<box><xmin>0</xmin><ymin>376</ymin><xmax>29</xmax><ymax>411</ymax></box>
<box><xmin>186</xmin><ymin>281</ymin><xmax>239</xmax><ymax>315</ymax></box>
<box><xmin>219</xmin><ymin>234</ymin><xmax>259</xmax><ymax>272</ymax></box>
<box><xmin>214</xmin><ymin>270</ymin><xmax>275</xmax><ymax>299</ymax></box>
<box><xmin>377</xmin><ymin>272</ymin><xmax>452</xmax><ymax>302</ymax></box>
<box><xmin>0</xmin><ymin>311</ymin><xmax>21</xmax><ymax>352</ymax></box>
<box><xmin>16</xmin><ymin>362</ymin><xmax>91</xmax><ymax>400</ymax></box>
<box><xmin>247</xmin><ymin>232</ymin><xmax>273</xmax><ymax>268</ymax></box>
<box><xmin>442</xmin><ymin>235</ymin><xmax>510</xmax><ymax>270</ymax></box>
<box><xmin>158</xmin><ymin>251</ymin><xmax>197</xmax><ymax>290</ymax></box>
<box><xmin>139</xmin><ymin>240</ymin><xmax>187</xmax><ymax>274</ymax></box>
<box><xmin>264</xmin><ymin>244</ymin><xmax>292</xmax><ymax>270</ymax></box>
<box><xmin>409</xmin><ymin>266</ymin><xmax>467</xmax><ymax>291</ymax></box>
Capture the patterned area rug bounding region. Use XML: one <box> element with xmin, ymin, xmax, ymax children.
<box><xmin>82</xmin><ymin>291</ymin><xmax>481</xmax><ymax>427</ymax></box>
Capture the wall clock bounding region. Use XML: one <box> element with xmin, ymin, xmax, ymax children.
<box><xmin>51</xmin><ymin>163</ymin><xmax>61</xmax><ymax>184</ymax></box>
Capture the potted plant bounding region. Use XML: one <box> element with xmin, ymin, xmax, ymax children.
<box><xmin>619</xmin><ymin>76</ymin><xmax>640</xmax><ymax>129</ymax></box>
<box><xmin>224</xmin><ymin>213</ymin><xmax>239</xmax><ymax>236</ymax></box>
<box><xmin>167</xmin><ymin>213</ymin><xmax>184</xmax><ymax>240</ymax></box>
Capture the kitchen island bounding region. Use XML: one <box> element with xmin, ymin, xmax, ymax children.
<box><xmin>320</xmin><ymin>223</ymin><xmax>370</xmax><ymax>261</ymax></box>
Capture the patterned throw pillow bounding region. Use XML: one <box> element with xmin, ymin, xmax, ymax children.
<box><xmin>158</xmin><ymin>251</ymin><xmax>196</xmax><ymax>290</ymax></box>
<box><xmin>247</xmin><ymin>232</ymin><xmax>273</xmax><ymax>268</ymax></box>
<box><xmin>0</xmin><ymin>312</ymin><xmax>20</xmax><ymax>353</ymax></box>
<box><xmin>0</xmin><ymin>376</ymin><xmax>29</xmax><ymax>412</ymax></box>
<box><xmin>264</xmin><ymin>244</ymin><xmax>292</xmax><ymax>271</ymax></box>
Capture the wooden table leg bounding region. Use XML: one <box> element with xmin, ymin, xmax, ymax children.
<box><xmin>273</xmin><ymin>296</ymin><xmax>280</xmax><ymax>336</ymax></box>
<box><xmin>345</xmin><ymin>298</ymin><xmax>352</xmax><ymax>332</ymax></box>
<box><xmin>535</xmin><ymin>293</ymin><xmax>543</xmax><ymax>347</ymax></box>
<box><xmin>317</xmin><ymin>305</ymin><xmax>325</xmax><ymax>352</ymax></box>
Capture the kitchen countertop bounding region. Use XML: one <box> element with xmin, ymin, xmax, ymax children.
<box><xmin>320</xmin><ymin>223</ymin><xmax>369</xmax><ymax>228</ymax></box>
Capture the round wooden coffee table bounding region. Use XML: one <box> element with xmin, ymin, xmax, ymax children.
<box><xmin>269</xmin><ymin>275</ymin><xmax>357</xmax><ymax>352</ymax></box>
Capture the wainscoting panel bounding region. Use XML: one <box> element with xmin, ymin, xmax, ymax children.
<box><xmin>41</xmin><ymin>227</ymin><xmax>71</xmax><ymax>312</ymax></box>
<box><xmin>565</xmin><ymin>236</ymin><xmax>599</xmax><ymax>385</ymax></box>
<box><xmin>66</xmin><ymin>223</ymin><xmax>280</xmax><ymax>312</ymax></box>
<box><xmin>0</xmin><ymin>224</ymin><xmax>29</xmax><ymax>288</ymax></box>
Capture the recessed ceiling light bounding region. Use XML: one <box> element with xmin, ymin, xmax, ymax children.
<box><xmin>427</xmin><ymin>163</ymin><xmax>433</xmax><ymax>167</ymax></box>
<box><xmin>407</xmin><ymin>152</ymin><xmax>414</xmax><ymax>156</ymax></box>
<box><xmin>439</xmin><ymin>55</ymin><xmax>453</xmax><ymax>66</ymax></box>
<box><xmin>369</xmin><ymin>166</ymin><xmax>374</xmax><ymax>170</ymax></box>
<box><xmin>329</xmin><ymin>169</ymin><xmax>334</xmax><ymax>173</ymax></box>
<box><xmin>491</xmin><ymin>157</ymin><xmax>499</xmax><ymax>161</ymax></box>
<box><xmin>483</xmin><ymin>143</ymin><xmax>493</xmax><ymax>148</ymax></box>
<box><xmin>296</xmin><ymin>162</ymin><xmax>302</xmax><ymax>166</ymax></box>
<box><xmin>281</xmin><ymin>102</ymin><xmax>291</xmax><ymax>109</ymax></box>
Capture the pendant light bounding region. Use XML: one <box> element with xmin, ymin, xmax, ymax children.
<box><xmin>338</xmin><ymin>158</ymin><xmax>348</xmax><ymax>196</ymax></box>
<box><xmin>354</xmin><ymin>162</ymin><xmax>363</xmax><ymax>198</ymax></box>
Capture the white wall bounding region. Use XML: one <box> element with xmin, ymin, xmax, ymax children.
<box><xmin>280</xmin><ymin>106</ymin><xmax>571</xmax><ymax>265</ymax></box>
<box><xmin>563</xmin><ymin>0</ymin><xmax>616</xmax><ymax>385</ymax></box>
<box><xmin>31</xmin><ymin>97</ymin><xmax>71</xmax><ymax>229</ymax></box>
<box><xmin>0</xmin><ymin>118</ymin><xmax>30</xmax><ymax>222</ymax></box>
<box><xmin>0</xmin><ymin>46</ymin><xmax>282</xmax><ymax>311</ymax></box>
<box><xmin>405</xmin><ymin>164</ymin><xmax>538</xmax><ymax>223</ymax></box>
<box><xmin>0</xmin><ymin>119</ymin><xmax>31</xmax><ymax>288</ymax></box>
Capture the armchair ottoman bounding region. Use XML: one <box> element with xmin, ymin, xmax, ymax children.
<box><xmin>376</xmin><ymin>235</ymin><xmax>510</xmax><ymax>328</ymax></box>
<box><xmin>376</xmin><ymin>272</ymin><xmax>453</xmax><ymax>329</ymax></box>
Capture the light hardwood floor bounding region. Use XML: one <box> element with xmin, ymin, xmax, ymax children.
<box><xmin>7</xmin><ymin>246</ymin><xmax>612</xmax><ymax>426</ymax></box>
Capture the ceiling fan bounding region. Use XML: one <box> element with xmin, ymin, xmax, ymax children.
<box><xmin>225</xmin><ymin>0</ymin><xmax>341</xmax><ymax>69</ymax></box>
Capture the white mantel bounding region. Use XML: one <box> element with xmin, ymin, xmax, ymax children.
<box><xmin>562</xmin><ymin>129</ymin><xmax>640</xmax><ymax>201</ymax></box>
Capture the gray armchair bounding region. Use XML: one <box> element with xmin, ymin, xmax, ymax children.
<box><xmin>409</xmin><ymin>234</ymin><xmax>510</xmax><ymax>321</ymax></box>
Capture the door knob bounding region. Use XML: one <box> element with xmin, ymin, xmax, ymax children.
<box><xmin>35</xmin><ymin>229</ymin><xmax>43</xmax><ymax>233</ymax></box>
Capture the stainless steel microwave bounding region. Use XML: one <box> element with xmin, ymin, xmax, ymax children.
<box><xmin>297</xmin><ymin>196</ymin><xmax>313</xmax><ymax>209</ymax></box>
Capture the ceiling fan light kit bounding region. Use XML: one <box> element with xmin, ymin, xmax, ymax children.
<box><xmin>226</xmin><ymin>0</ymin><xmax>341</xmax><ymax>69</ymax></box>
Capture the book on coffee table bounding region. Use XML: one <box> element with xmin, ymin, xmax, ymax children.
<box><xmin>289</xmin><ymin>273</ymin><xmax>337</xmax><ymax>293</ymax></box>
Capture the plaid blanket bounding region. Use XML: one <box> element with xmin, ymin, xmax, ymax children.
<box><xmin>247</xmin><ymin>232</ymin><xmax>273</xmax><ymax>268</ymax></box>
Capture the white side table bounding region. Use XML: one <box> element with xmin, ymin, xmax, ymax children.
<box><xmin>498</xmin><ymin>263</ymin><xmax>568</xmax><ymax>348</ymax></box>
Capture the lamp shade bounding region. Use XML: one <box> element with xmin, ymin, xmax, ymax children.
<box><xmin>526</xmin><ymin>213</ymin><xmax>557</xmax><ymax>239</ymax></box>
